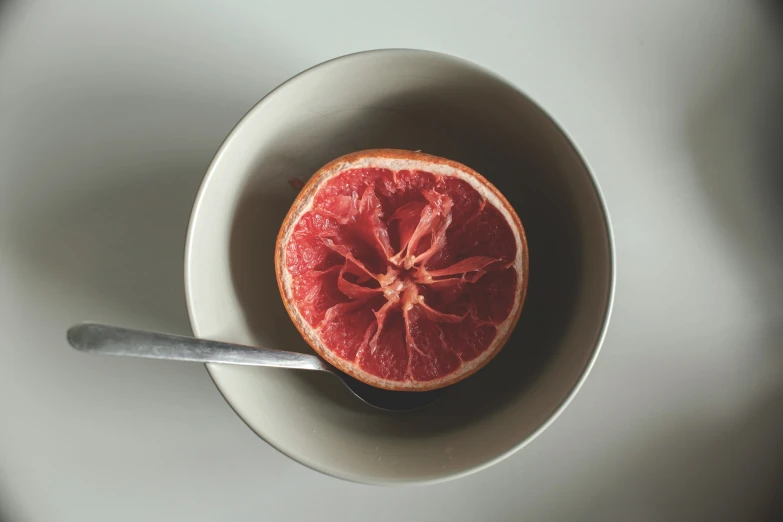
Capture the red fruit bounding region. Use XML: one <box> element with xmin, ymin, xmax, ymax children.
<box><xmin>275</xmin><ymin>150</ymin><xmax>528</xmax><ymax>391</ymax></box>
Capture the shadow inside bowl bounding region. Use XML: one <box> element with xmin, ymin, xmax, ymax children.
<box><xmin>228</xmin><ymin>82</ymin><xmax>585</xmax><ymax>432</ymax></box>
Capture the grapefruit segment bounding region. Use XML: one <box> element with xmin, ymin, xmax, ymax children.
<box><xmin>360</xmin><ymin>304</ymin><xmax>408</xmax><ymax>381</ymax></box>
<box><xmin>470</xmin><ymin>268</ymin><xmax>518</xmax><ymax>324</ymax></box>
<box><xmin>440</xmin><ymin>313</ymin><xmax>497</xmax><ymax>362</ymax></box>
<box><xmin>405</xmin><ymin>305</ymin><xmax>462</xmax><ymax>382</ymax></box>
<box><xmin>276</xmin><ymin>150</ymin><xmax>528</xmax><ymax>391</ymax></box>
<box><xmin>290</xmin><ymin>265</ymin><xmax>347</xmax><ymax>326</ymax></box>
<box><xmin>319</xmin><ymin>298</ymin><xmax>379</xmax><ymax>361</ymax></box>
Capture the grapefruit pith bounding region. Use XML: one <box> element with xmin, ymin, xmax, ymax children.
<box><xmin>275</xmin><ymin>150</ymin><xmax>528</xmax><ymax>391</ymax></box>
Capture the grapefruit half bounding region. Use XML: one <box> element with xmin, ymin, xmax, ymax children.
<box><xmin>275</xmin><ymin>150</ymin><xmax>528</xmax><ymax>391</ymax></box>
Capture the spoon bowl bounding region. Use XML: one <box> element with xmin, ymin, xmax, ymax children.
<box><xmin>66</xmin><ymin>322</ymin><xmax>443</xmax><ymax>411</ymax></box>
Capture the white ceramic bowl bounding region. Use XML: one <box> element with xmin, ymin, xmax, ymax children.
<box><xmin>185</xmin><ymin>49</ymin><xmax>614</xmax><ymax>485</ymax></box>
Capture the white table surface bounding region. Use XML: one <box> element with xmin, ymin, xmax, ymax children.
<box><xmin>1</xmin><ymin>1</ymin><xmax>782</xmax><ymax>520</ymax></box>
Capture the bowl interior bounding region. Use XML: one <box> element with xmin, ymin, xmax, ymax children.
<box><xmin>185</xmin><ymin>50</ymin><xmax>613</xmax><ymax>484</ymax></box>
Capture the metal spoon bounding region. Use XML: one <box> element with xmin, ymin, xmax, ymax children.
<box><xmin>66</xmin><ymin>322</ymin><xmax>443</xmax><ymax>411</ymax></box>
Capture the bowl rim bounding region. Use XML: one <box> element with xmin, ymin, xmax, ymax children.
<box><xmin>184</xmin><ymin>48</ymin><xmax>616</xmax><ymax>486</ymax></box>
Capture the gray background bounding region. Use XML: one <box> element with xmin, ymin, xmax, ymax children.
<box><xmin>0</xmin><ymin>0</ymin><xmax>782</xmax><ymax>520</ymax></box>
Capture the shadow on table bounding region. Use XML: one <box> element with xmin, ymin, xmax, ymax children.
<box><xmin>574</xmin><ymin>384</ymin><xmax>783</xmax><ymax>521</ymax></box>
<box><xmin>4</xmin><ymin>46</ymin><xmax>307</xmax><ymax>421</ymax></box>
<box><xmin>579</xmin><ymin>2</ymin><xmax>783</xmax><ymax>520</ymax></box>
<box><xmin>524</xmin><ymin>5</ymin><xmax>783</xmax><ymax>521</ymax></box>
<box><xmin>8</xmin><ymin>85</ymin><xmax>295</xmax><ymax>337</ymax></box>
<box><xmin>687</xmin><ymin>0</ymin><xmax>783</xmax><ymax>313</ymax></box>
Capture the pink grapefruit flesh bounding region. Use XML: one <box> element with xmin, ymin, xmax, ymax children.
<box><xmin>275</xmin><ymin>150</ymin><xmax>528</xmax><ymax>391</ymax></box>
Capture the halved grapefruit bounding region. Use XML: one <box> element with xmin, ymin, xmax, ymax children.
<box><xmin>275</xmin><ymin>150</ymin><xmax>528</xmax><ymax>391</ymax></box>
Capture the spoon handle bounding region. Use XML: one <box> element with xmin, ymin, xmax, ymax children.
<box><xmin>67</xmin><ymin>322</ymin><xmax>331</xmax><ymax>371</ymax></box>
